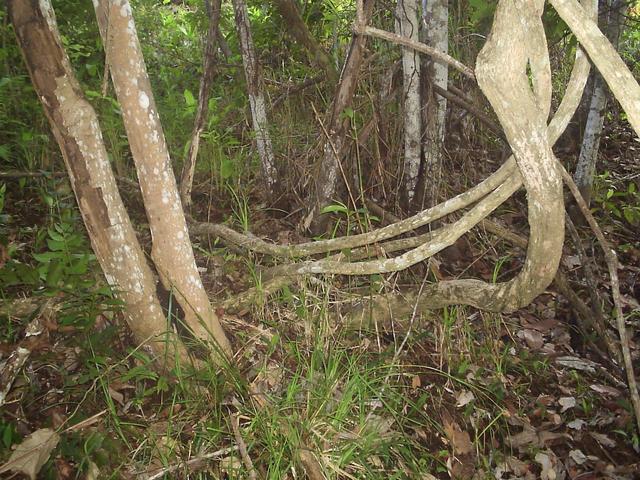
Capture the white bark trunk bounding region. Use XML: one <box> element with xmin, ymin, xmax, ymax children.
<box><xmin>573</xmin><ymin>0</ymin><xmax>628</xmax><ymax>205</ymax></box>
<box><xmin>574</xmin><ymin>74</ymin><xmax>606</xmax><ymax>203</ymax></box>
<box><xmin>8</xmin><ymin>0</ymin><xmax>188</xmax><ymax>365</ymax></box>
<box><xmin>422</xmin><ymin>0</ymin><xmax>448</xmax><ymax>207</ymax></box>
<box><xmin>395</xmin><ymin>0</ymin><xmax>422</xmax><ymax>203</ymax></box>
<box><xmin>232</xmin><ymin>0</ymin><xmax>277</xmax><ymax>194</ymax></box>
<box><xmin>94</xmin><ymin>0</ymin><xmax>231</xmax><ymax>360</ymax></box>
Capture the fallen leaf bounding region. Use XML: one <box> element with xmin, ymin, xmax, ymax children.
<box><xmin>589</xmin><ymin>384</ymin><xmax>621</xmax><ymax>397</ymax></box>
<box><xmin>535</xmin><ymin>451</ymin><xmax>557</xmax><ymax>480</ymax></box>
<box><xmin>555</xmin><ymin>356</ymin><xmax>597</xmax><ymax>373</ymax></box>
<box><xmin>0</xmin><ymin>428</ymin><xmax>60</xmax><ymax>480</ymax></box>
<box><xmin>569</xmin><ymin>449</ymin><xmax>588</xmax><ymax>465</ymax></box>
<box><xmin>567</xmin><ymin>419</ymin><xmax>585</xmax><ymax>430</ymax></box>
<box><xmin>562</xmin><ymin>255</ymin><xmax>581</xmax><ymax>269</ymax></box>
<box><xmin>443</xmin><ymin>420</ymin><xmax>473</xmax><ymax>455</ymax></box>
<box><xmin>558</xmin><ymin>396</ymin><xmax>576</xmax><ymax>413</ymax></box>
<box><xmin>456</xmin><ymin>390</ymin><xmax>475</xmax><ymax>408</ymax></box>
<box><xmin>590</xmin><ymin>432</ymin><xmax>616</xmax><ymax>448</ymax></box>
<box><xmin>518</xmin><ymin>329</ymin><xmax>544</xmax><ymax>350</ymax></box>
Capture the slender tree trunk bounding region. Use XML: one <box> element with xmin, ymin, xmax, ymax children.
<box><xmin>573</xmin><ymin>0</ymin><xmax>628</xmax><ymax>205</ymax></box>
<box><xmin>418</xmin><ymin>0</ymin><xmax>449</xmax><ymax>212</ymax></box>
<box><xmin>272</xmin><ymin>0</ymin><xmax>338</xmax><ymax>84</ymax></box>
<box><xmin>7</xmin><ymin>0</ymin><xmax>188</xmax><ymax>366</ymax></box>
<box><xmin>420</xmin><ymin>0</ymin><xmax>448</xmax><ymax>209</ymax></box>
<box><xmin>94</xmin><ymin>0</ymin><xmax>231</xmax><ymax>361</ymax></box>
<box><xmin>179</xmin><ymin>0</ymin><xmax>222</xmax><ymax>208</ymax></box>
<box><xmin>303</xmin><ymin>0</ymin><xmax>374</xmax><ymax>234</ymax></box>
<box><xmin>232</xmin><ymin>0</ymin><xmax>278</xmax><ymax>195</ymax></box>
<box><xmin>574</xmin><ymin>73</ymin><xmax>607</xmax><ymax>204</ymax></box>
<box><xmin>395</xmin><ymin>0</ymin><xmax>422</xmax><ymax>204</ymax></box>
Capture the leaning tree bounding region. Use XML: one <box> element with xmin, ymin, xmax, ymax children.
<box><xmin>8</xmin><ymin>0</ymin><xmax>640</xmax><ymax>428</ymax></box>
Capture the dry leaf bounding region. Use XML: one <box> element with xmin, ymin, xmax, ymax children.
<box><xmin>535</xmin><ymin>452</ymin><xmax>557</xmax><ymax>480</ymax></box>
<box><xmin>0</xmin><ymin>428</ymin><xmax>60</xmax><ymax>480</ymax></box>
<box><xmin>518</xmin><ymin>329</ymin><xmax>544</xmax><ymax>350</ymax></box>
<box><xmin>456</xmin><ymin>390</ymin><xmax>475</xmax><ymax>408</ymax></box>
<box><xmin>589</xmin><ymin>384</ymin><xmax>621</xmax><ymax>397</ymax></box>
<box><xmin>569</xmin><ymin>449</ymin><xmax>588</xmax><ymax>465</ymax></box>
<box><xmin>590</xmin><ymin>432</ymin><xmax>616</xmax><ymax>448</ymax></box>
<box><xmin>443</xmin><ymin>420</ymin><xmax>473</xmax><ymax>455</ymax></box>
<box><xmin>558</xmin><ymin>396</ymin><xmax>576</xmax><ymax>413</ymax></box>
<box><xmin>567</xmin><ymin>419</ymin><xmax>585</xmax><ymax>430</ymax></box>
<box><xmin>555</xmin><ymin>356</ymin><xmax>596</xmax><ymax>373</ymax></box>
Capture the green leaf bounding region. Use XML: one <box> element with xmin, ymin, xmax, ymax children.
<box><xmin>220</xmin><ymin>157</ymin><xmax>234</xmax><ymax>180</ymax></box>
<box><xmin>321</xmin><ymin>203</ymin><xmax>348</xmax><ymax>214</ymax></box>
<box><xmin>184</xmin><ymin>89</ymin><xmax>196</xmax><ymax>107</ymax></box>
<box><xmin>46</xmin><ymin>238</ymin><xmax>66</xmax><ymax>252</ymax></box>
<box><xmin>33</xmin><ymin>252</ymin><xmax>57</xmax><ymax>263</ymax></box>
<box><xmin>45</xmin><ymin>260</ymin><xmax>64</xmax><ymax>287</ymax></box>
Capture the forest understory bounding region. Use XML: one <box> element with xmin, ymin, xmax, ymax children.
<box><xmin>1</xmin><ymin>0</ymin><xmax>640</xmax><ymax>479</ymax></box>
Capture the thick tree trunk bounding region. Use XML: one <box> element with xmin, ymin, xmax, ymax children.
<box><xmin>420</xmin><ymin>0</ymin><xmax>448</xmax><ymax>209</ymax></box>
<box><xmin>232</xmin><ymin>0</ymin><xmax>278</xmax><ymax>195</ymax></box>
<box><xmin>7</xmin><ymin>0</ymin><xmax>187</xmax><ymax>365</ymax></box>
<box><xmin>573</xmin><ymin>0</ymin><xmax>628</xmax><ymax>205</ymax></box>
<box><xmin>94</xmin><ymin>0</ymin><xmax>231</xmax><ymax>361</ymax></box>
<box><xmin>395</xmin><ymin>0</ymin><xmax>422</xmax><ymax>204</ymax></box>
<box><xmin>272</xmin><ymin>0</ymin><xmax>338</xmax><ymax>84</ymax></box>
<box><xmin>179</xmin><ymin>0</ymin><xmax>222</xmax><ymax>208</ymax></box>
<box><xmin>303</xmin><ymin>0</ymin><xmax>374</xmax><ymax>234</ymax></box>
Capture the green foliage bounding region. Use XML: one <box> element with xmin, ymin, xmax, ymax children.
<box><xmin>593</xmin><ymin>171</ymin><xmax>640</xmax><ymax>226</ymax></box>
<box><xmin>320</xmin><ymin>202</ymin><xmax>379</xmax><ymax>237</ymax></box>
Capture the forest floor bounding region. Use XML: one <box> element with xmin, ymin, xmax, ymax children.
<box><xmin>1</xmin><ymin>125</ymin><xmax>639</xmax><ymax>479</ymax></box>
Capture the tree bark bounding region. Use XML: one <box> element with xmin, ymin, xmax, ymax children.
<box><xmin>420</xmin><ymin>0</ymin><xmax>449</xmax><ymax>209</ymax></box>
<box><xmin>7</xmin><ymin>0</ymin><xmax>188</xmax><ymax>366</ymax></box>
<box><xmin>573</xmin><ymin>0</ymin><xmax>628</xmax><ymax>205</ymax></box>
<box><xmin>232</xmin><ymin>0</ymin><xmax>278</xmax><ymax>195</ymax></box>
<box><xmin>303</xmin><ymin>0</ymin><xmax>374</xmax><ymax>234</ymax></box>
<box><xmin>179</xmin><ymin>0</ymin><xmax>222</xmax><ymax>208</ymax></box>
<box><xmin>272</xmin><ymin>0</ymin><xmax>338</xmax><ymax>84</ymax></box>
<box><xmin>549</xmin><ymin>0</ymin><xmax>640</xmax><ymax>135</ymax></box>
<box><xmin>94</xmin><ymin>0</ymin><xmax>231</xmax><ymax>361</ymax></box>
<box><xmin>395</xmin><ymin>0</ymin><xmax>423</xmax><ymax>204</ymax></box>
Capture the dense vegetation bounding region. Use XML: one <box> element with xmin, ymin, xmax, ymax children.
<box><xmin>1</xmin><ymin>0</ymin><xmax>639</xmax><ymax>478</ymax></box>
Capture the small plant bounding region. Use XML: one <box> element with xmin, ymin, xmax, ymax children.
<box><xmin>593</xmin><ymin>171</ymin><xmax>640</xmax><ymax>226</ymax></box>
<box><xmin>320</xmin><ymin>201</ymin><xmax>379</xmax><ymax>237</ymax></box>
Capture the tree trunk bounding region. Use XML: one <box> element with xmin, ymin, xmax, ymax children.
<box><xmin>7</xmin><ymin>0</ymin><xmax>188</xmax><ymax>366</ymax></box>
<box><xmin>232</xmin><ymin>0</ymin><xmax>278</xmax><ymax>196</ymax></box>
<box><xmin>179</xmin><ymin>0</ymin><xmax>222</xmax><ymax>208</ymax></box>
<box><xmin>94</xmin><ymin>0</ymin><xmax>232</xmax><ymax>361</ymax></box>
<box><xmin>272</xmin><ymin>0</ymin><xmax>338</xmax><ymax>84</ymax></box>
<box><xmin>420</xmin><ymin>0</ymin><xmax>448</xmax><ymax>210</ymax></box>
<box><xmin>549</xmin><ymin>0</ymin><xmax>640</xmax><ymax>134</ymax></box>
<box><xmin>573</xmin><ymin>0</ymin><xmax>628</xmax><ymax>205</ymax></box>
<box><xmin>303</xmin><ymin>0</ymin><xmax>374</xmax><ymax>234</ymax></box>
<box><xmin>395</xmin><ymin>0</ymin><xmax>422</xmax><ymax>204</ymax></box>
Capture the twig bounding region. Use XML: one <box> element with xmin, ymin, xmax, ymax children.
<box><xmin>142</xmin><ymin>446</ymin><xmax>239</xmax><ymax>480</ymax></box>
<box><xmin>230</xmin><ymin>411</ymin><xmax>258</xmax><ymax>480</ymax></box>
<box><xmin>560</xmin><ymin>166</ymin><xmax>640</xmax><ymax>435</ymax></box>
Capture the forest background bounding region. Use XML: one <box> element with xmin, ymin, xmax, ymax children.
<box><xmin>1</xmin><ymin>0</ymin><xmax>640</xmax><ymax>478</ymax></box>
